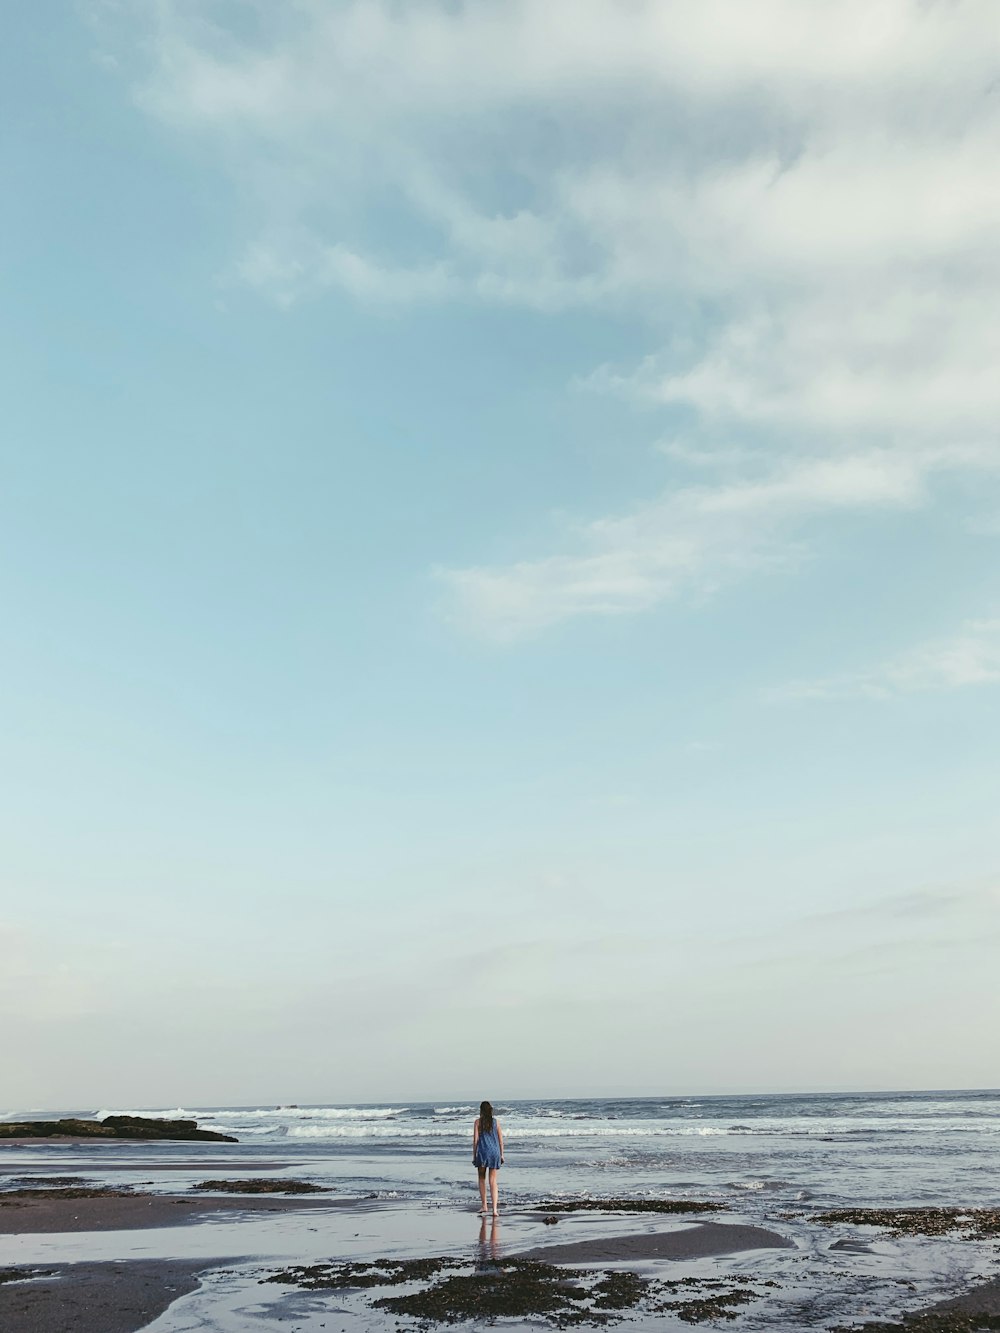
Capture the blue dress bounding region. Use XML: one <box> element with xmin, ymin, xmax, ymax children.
<box><xmin>474</xmin><ymin>1120</ymin><xmax>502</xmax><ymax>1168</ymax></box>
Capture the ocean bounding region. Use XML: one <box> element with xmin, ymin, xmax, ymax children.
<box><xmin>83</xmin><ymin>1088</ymin><xmax>1000</xmax><ymax>1214</ymax></box>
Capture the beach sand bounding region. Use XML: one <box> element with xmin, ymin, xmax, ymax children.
<box><xmin>0</xmin><ymin>1259</ymin><xmax>212</xmax><ymax>1333</ymax></box>
<box><xmin>0</xmin><ymin>1186</ymin><xmax>796</xmax><ymax>1332</ymax></box>
<box><xmin>3</xmin><ymin>1145</ymin><xmax>997</xmax><ymax>1333</ymax></box>
<box><xmin>0</xmin><ymin>1191</ymin><xmax>349</xmax><ymax>1234</ymax></box>
<box><xmin>925</xmin><ymin>1277</ymin><xmax>1000</xmax><ymax>1318</ymax></box>
<box><xmin>516</xmin><ymin>1218</ymin><xmax>795</xmax><ymax>1263</ymax></box>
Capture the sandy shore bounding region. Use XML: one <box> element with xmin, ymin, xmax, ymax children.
<box><xmin>925</xmin><ymin>1276</ymin><xmax>1000</xmax><ymax>1317</ymax></box>
<box><xmin>3</xmin><ymin>1168</ymin><xmax>997</xmax><ymax>1332</ymax></box>
<box><xmin>516</xmin><ymin>1219</ymin><xmax>795</xmax><ymax>1263</ymax></box>
<box><xmin>0</xmin><ymin>1190</ymin><xmax>349</xmax><ymax>1234</ymax></box>
<box><xmin>0</xmin><ymin>1191</ymin><xmax>797</xmax><ymax>1331</ymax></box>
<box><xmin>0</xmin><ymin>1259</ymin><xmax>212</xmax><ymax>1333</ymax></box>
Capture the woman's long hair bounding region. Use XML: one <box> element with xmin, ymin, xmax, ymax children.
<box><xmin>479</xmin><ymin>1101</ymin><xmax>494</xmax><ymax>1134</ymax></box>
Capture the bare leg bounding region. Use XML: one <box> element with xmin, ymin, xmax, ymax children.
<box><xmin>489</xmin><ymin>1168</ymin><xmax>499</xmax><ymax>1215</ymax></box>
<box><xmin>477</xmin><ymin>1167</ymin><xmax>488</xmax><ymax>1212</ymax></box>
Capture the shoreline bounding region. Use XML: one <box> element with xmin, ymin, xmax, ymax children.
<box><xmin>0</xmin><ymin>1198</ymin><xmax>797</xmax><ymax>1333</ymax></box>
<box><xmin>5</xmin><ymin>1204</ymin><xmax>998</xmax><ymax>1333</ymax></box>
<box><xmin>4</xmin><ymin>1139</ymin><xmax>998</xmax><ymax>1333</ymax></box>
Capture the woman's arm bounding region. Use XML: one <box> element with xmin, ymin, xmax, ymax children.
<box><xmin>472</xmin><ymin>1118</ymin><xmax>480</xmax><ymax>1163</ymax></box>
<box><xmin>498</xmin><ymin>1121</ymin><xmax>505</xmax><ymax>1162</ymax></box>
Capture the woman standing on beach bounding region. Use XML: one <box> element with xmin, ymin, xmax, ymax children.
<box><xmin>472</xmin><ymin>1101</ymin><xmax>504</xmax><ymax>1215</ymax></box>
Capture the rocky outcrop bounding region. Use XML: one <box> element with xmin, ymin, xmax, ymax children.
<box><xmin>0</xmin><ymin>1116</ymin><xmax>237</xmax><ymax>1143</ymax></box>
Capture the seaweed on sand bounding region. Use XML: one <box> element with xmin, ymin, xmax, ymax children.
<box><xmin>588</xmin><ymin>1271</ymin><xmax>649</xmax><ymax>1311</ymax></box>
<box><xmin>374</xmin><ymin>1261</ymin><xmax>597</xmax><ymax>1325</ymax></box>
<box><xmin>265</xmin><ymin>1258</ymin><xmax>629</xmax><ymax>1323</ymax></box>
<box><xmin>656</xmin><ymin>1289</ymin><xmax>758</xmax><ymax>1323</ymax></box>
<box><xmin>264</xmin><ymin>1259</ymin><xmax>447</xmax><ymax>1290</ymax></box>
<box><xmin>265</xmin><ymin>1257</ymin><xmax>774</xmax><ymax>1326</ymax></box>
<box><xmin>646</xmin><ymin>1276</ymin><xmax>776</xmax><ymax>1325</ymax></box>
<box><xmin>813</xmin><ymin>1209</ymin><xmax>1000</xmax><ymax>1240</ymax></box>
<box><xmin>193</xmin><ymin>1178</ymin><xmax>329</xmax><ymax>1194</ymax></box>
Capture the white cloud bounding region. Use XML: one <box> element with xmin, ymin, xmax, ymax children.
<box><xmin>600</xmin><ymin>286</ymin><xmax>1000</xmax><ymax>437</ymax></box>
<box><xmin>236</xmin><ymin>238</ymin><xmax>455</xmax><ymax>307</ymax></box>
<box><xmin>439</xmin><ymin>449</ymin><xmax>927</xmax><ymax>640</ymax></box>
<box><xmin>112</xmin><ymin>0</ymin><xmax>1000</xmax><ymax>634</ymax></box>
<box><xmin>129</xmin><ymin>0</ymin><xmax>1000</xmax><ymax>129</ymax></box>
<box><xmin>773</xmin><ymin>619</ymin><xmax>1000</xmax><ymax>700</ymax></box>
<box><xmin>119</xmin><ymin>0</ymin><xmax>1000</xmax><ymax>310</ymax></box>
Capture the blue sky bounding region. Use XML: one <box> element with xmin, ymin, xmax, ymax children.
<box><xmin>3</xmin><ymin>1</ymin><xmax>999</xmax><ymax>1109</ymax></box>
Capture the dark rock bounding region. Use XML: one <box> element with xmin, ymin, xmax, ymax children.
<box><xmin>0</xmin><ymin>1117</ymin><xmax>237</xmax><ymax>1143</ymax></box>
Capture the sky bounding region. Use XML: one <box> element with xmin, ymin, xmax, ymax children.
<box><xmin>2</xmin><ymin>0</ymin><xmax>999</xmax><ymax>1110</ymax></box>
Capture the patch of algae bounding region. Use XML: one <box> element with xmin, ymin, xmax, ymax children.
<box><xmin>264</xmin><ymin>1259</ymin><xmax>448</xmax><ymax>1291</ymax></box>
<box><xmin>265</xmin><ymin>1257</ymin><xmax>773</xmax><ymax>1326</ymax></box>
<box><xmin>814</xmin><ymin>1209</ymin><xmax>1000</xmax><ymax>1240</ymax></box>
<box><xmin>193</xmin><ymin>1178</ymin><xmax>328</xmax><ymax>1194</ymax></box>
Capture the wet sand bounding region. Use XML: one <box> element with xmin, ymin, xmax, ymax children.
<box><xmin>0</xmin><ymin>1260</ymin><xmax>212</xmax><ymax>1333</ymax></box>
<box><xmin>0</xmin><ymin>1193</ymin><xmax>796</xmax><ymax>1333</ymax></box>
<box><xmin>925</xmin><ymin>1276</ymin><xmax>1000</xmax><ymax>1317</ymax></box>
<box><xmin>0</xmin><ymin>1190</ymin><xmax>351</xmax><ymax>1234</ymax></box>
<box><xmin>517</xmin><ymin>1219</ymin><xmax>795</xmax><ymax>1263</ymax></box>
